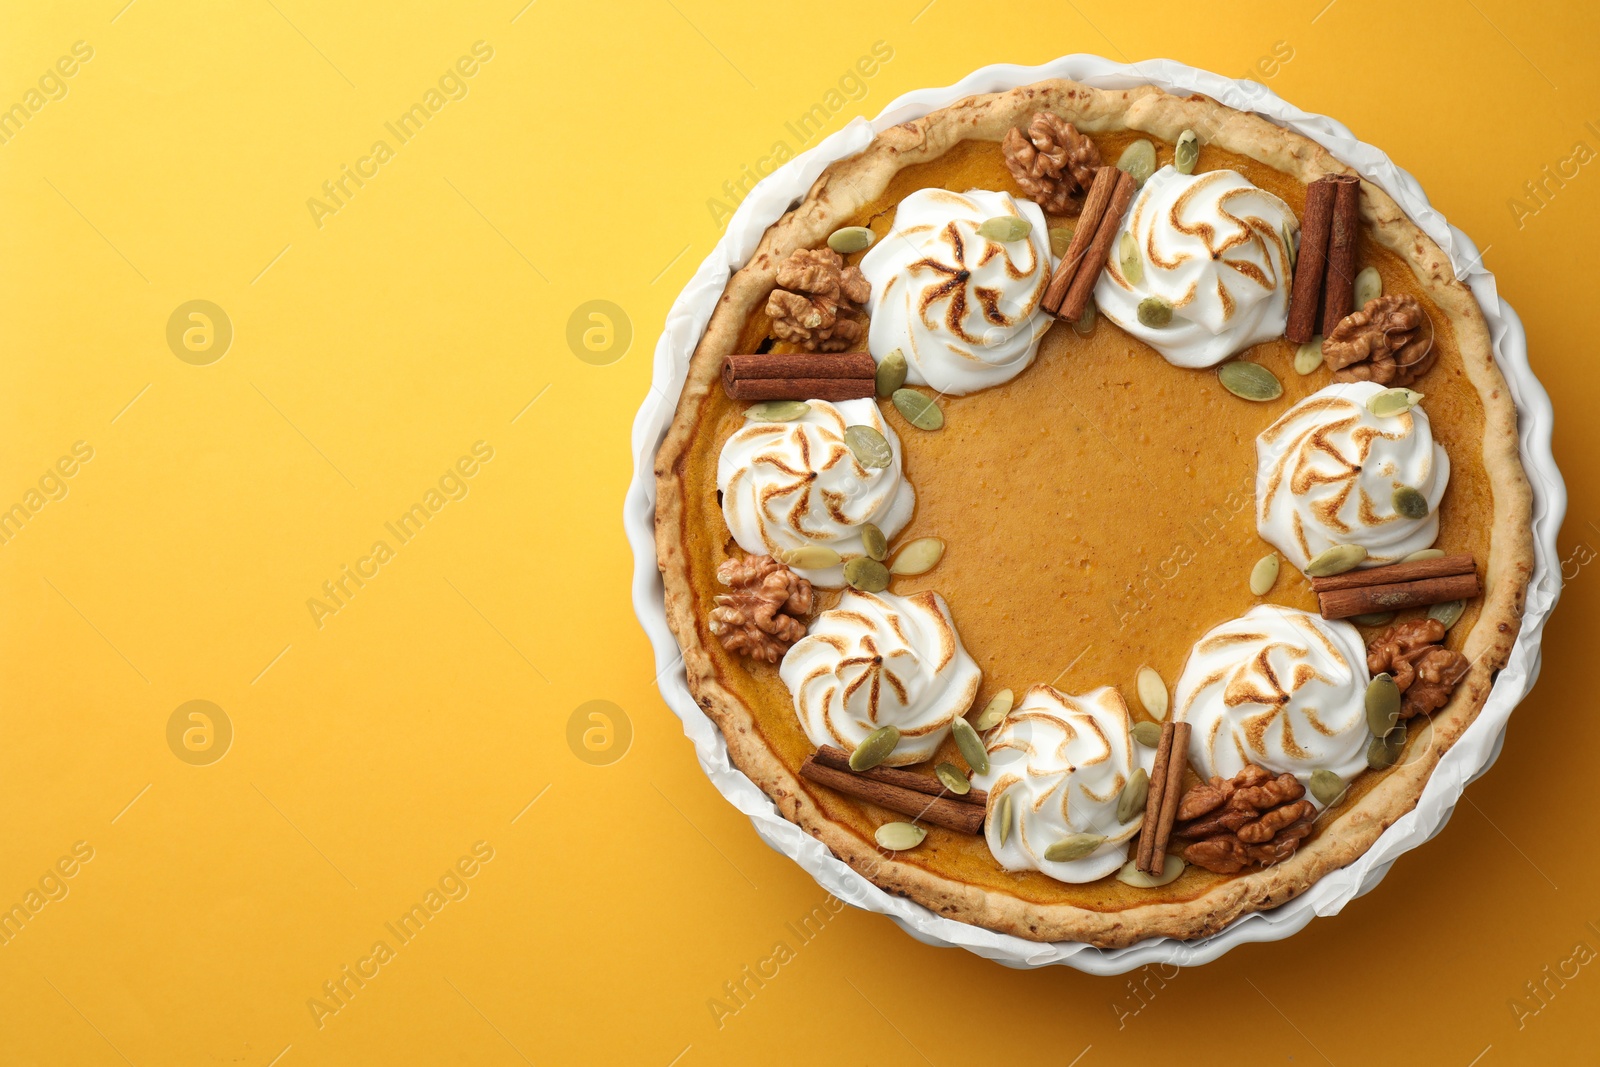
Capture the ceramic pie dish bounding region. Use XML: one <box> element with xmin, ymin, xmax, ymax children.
<box><xmin>626</xmin><ymin>57</ymin><xmax>1564</xmax><ymax>972</ymax></box>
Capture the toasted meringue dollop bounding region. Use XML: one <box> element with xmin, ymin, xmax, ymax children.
<box><xmin>972</xmin><ymin>685</ymin><xmax>1153</xmax><ymax>883</ymax></box>
<box><xmin>1174</xmin><ymin>605</ymin><xmax>1371</xmax><ymax>793</ymax></box>
<box><xmin>779</xmin><ymin>589</ymin><xmax>980</xmax><ymax>765</ymax></box>
<box><xmin>717</xmin><ymin>398</ymin><xmax>914</xmax><ymax>588</ymax></box>
<box><xmin>1256</xmin><ymin>381</ymin><xmax>1450</xmax><ymax>571</ymax></box>
<box><xmin>859</xmin><ymin>188</ymin><xmax>1053</xmax><ymax>395</ymax></box>
<box><xmin>1096</xmin><ymin>165</ymin><xmax>1296</xmax><ymax>368</ymax></box>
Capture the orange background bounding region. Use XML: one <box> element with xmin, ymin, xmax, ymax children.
<box><xmin>0</xmin><ymin>1</ymin><xmax>1594</xmax><ymax>1064</ymax></box>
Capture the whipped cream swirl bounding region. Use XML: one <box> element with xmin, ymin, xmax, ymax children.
<box><xmin>973</xmin><ymin>685</ymin><xmax>1153</xmax><ymax>883</ymax></box>
<box><xmin>1174</xmin><ymin>605</ymin><xmax>1370</xmax><ymax>794</ymax></box>
<box><xmin>1096</xmin><ymin>165</ymin><xmax>1296</xmax><ymax>368</ymax></box>
<box><xmin>780</xmin><ymin>589</ymin><xmax>980</xmax><ymax>765</ymax></box>
<box><xmin>718</xmin><ymin>398</ymin><xmax>914</xmax><ymax>587</ymax></box>
<box><xmin>1256</xmin><ymin>381</ymin><xmax>1450</xmax><ymax>570</ymax></box>
<box><xmin>859</xmin><ymin>188</ymin><xmax>1052</xmax><ymax>395</ymax></box>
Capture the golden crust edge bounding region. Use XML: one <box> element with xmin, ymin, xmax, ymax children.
<box><xmin>651</xmin><ymin>78</ymin><xmax>1537</xmax><ymax>947</ymax></box>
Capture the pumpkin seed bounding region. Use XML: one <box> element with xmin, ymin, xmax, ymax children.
<box><xmin>935</xmin><ymin>762</ymin><xmax>971</xmax><ymax>795</ymax></box>
<box><xmin>1137</xmin><ymin>296</ymin><xmax>1173</xmax><ymax>328</ymax></box>
<box><xmin>1219</xmin><ymin>361</ymin><xmax>1283</xmax><ymax>402</ymax></box>
<box><xmin>744</xmin><ymin>400</ymin><xmax>810</xmax><ymax>422</ymax></box>
<box><xmin>1283</xmin><ymin>221</ymin><xmax>1298</xmax><ymax>275</ymax></box>
<box><xmin>977</xmin><ymin>215</ymin><xmax>1032</xmax><ymax>242</ymax></box>
<box><xmin>1136</xmin><ymin>666</ymin><xmax>1169</xmax><ymax>720</ymax></box>
<box><xmin>1402</xmin><ymin>548</ymin><xmax>1446</xmax><ymax>562</ymax></box>
<box><xmin>1249</xmin><ymin>553</ymin><xmax>1280</xmax><ymax>596</ymax></box>
<box><xmin>843</xmin><ymin>424</ymin><xmax>892</xmax><ymax>469</ymax></box>
<box><xmin>827</xmin><ymin>226</ymin><xmax>875</xmax><ymax>254</ymax></box>
<box><xmin>1117</xmin><ymin>139</ymin><xmax>1157</xmax><ymax>185</ymax></box>
<box><xmin>1367</xmin><ymin>721</ymin><xmax>1408</xmax><ymax>770</ymax></box>
<box><xmin>1353</xmin><ymin>265</ymin><xmax>1383</xmax><ymax>310</ymax></box>
<box><xmin>889</xmin><ymin>537</ymin><xmax>944</xmax><ymax>576</ymax></box>
<box><xmin>1294</xmin><ymin>338</ymin><xmax>1324</xmax><ymax>375</ymax></box>
<box><xmin>1393</xmin><ymin>485</ymin><xmax>1430</xmax><ymax>520</ymax></box>
<box><xmin>997</xmin><ymin>791</ymin><xmax>1013</xmax><ymax>847</ymax></box>
<box><xmin>1072</xmin><ymin>299</ymin><xmax>1097</xmax><ymax>335</ymax></box>
<box><xmin>875</xmin><ymin>821</ymin><xmax>926</xmax><ymax>850</ymax></box>
<box><xmin>1304</xmin><ymin>543</ymin><xmax>1368</xmax><ymax>577</ymax></box>
<box><xmin>1049</xmin><ymin>225</ymin><xmax>1074</xmax><ymax>257</ymax></box>
<box><xmin>1116</xmin><ymin>768</ymin><xmax>1150</xmax><ymax>823</ymax></box>
<box><xmin>1174</xmin><ymin>129</ymin><xmax>1199</xmax><ymax>175</ymax></box>
<box><xmin>1350</xmin><ymin>612</ymin><xmax>1397</xmax><ymax>627</ymax></box>
<box><xmin>1118</xmin><ymin>231</ymin><xmax>1143</xmax><ymax>285</ymax></box>
<box><xmin>1366</xmin><ymin>673</ymin><xmax>1401</xmax><ymax>737</ymax></box>
<box><xmin>952</xmin><ymin>715</ymin><xmax>988</xmax><ymax>776</ymax></box>
<box><xmin>891</xmin><ymin>388</ymin><xmax>943</xmax><ymax>430</ymax></box>
<box><xmin>1044</xmin><ymin>833</ymin><xmax>1106</xmax><ymax>863</ymax></box>
<box><xmin>875</xmin><ymin>348</ymin><xmax>908</xmax><ymax>398</ymax></box>
<box><xmin>780</xmin><ymin>545</ymin><xmax>842</xmax><ymax>570</ymax></box>
<box><xmin>850</xmin><ymin>725</ymin><xmax>901</xmax><ymax>771</ymax></box>
<box><xmin>860</xmin><ymin>523</ymin><xmax>888</xmax><ymax>562</ymax></box>
<box><xmin>1309</xmin><ymin>769</ymin><xmax>1346</xmax><ymax>807</ymax></box>
<box><xmin>1133</xmin><ymin>721</ymin><xmax>1163</xmax><ymax>748</ymax></box>
<box><xmin>1428</xmin><ymin>599</ymin><xmax>1466</xmax><ymax>630</ymax></box>
<box><xmin>1117</xmin><ymin>853</ymin><xmax>1184</xmax><ymax>888</ymax></box>
<box><xmin>974</xmin><ymin>689</ymin><xmax>1014</xmax><ymax>731</ymax></box>
<box><xmin>1367</xmin><ymin>387</ymin><xmax>1425</xmax><ymax>417</ymax></box>
<box><xmin>842</xmin><ymin>556</ymin><xmax>890</xmax><ymax>592</ymax></box>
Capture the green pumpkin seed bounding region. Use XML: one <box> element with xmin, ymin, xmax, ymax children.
<box><xmin>1117</xmin><ymin>853</ymin><xmax>1184</xmax><ymax>888</ymax></box>
<box><xmin>1283</xmin><ymin>221</ymin><xmax>1298</xmax><ymax>275</ymax></box>
<box><xmin>1353</xmin><ymin>265</ymin><xmax>1383</xmax><ymax>310</ymax></box>
<box><xmin>1118</xmin><ymin>231</ymin><xmax>1143</xmax><ymax>285</ymax></box>
<box><xmin>1117</xmin><ymin>139</ymin><xmax>1157</xmax><ymax>185</ymax></box>
<box><xmin>1174</xmin><ymin>130</ymin><xmax>1199</xmax><ymax>175</ymax></box>
<box><xmin>1072</xmin><ymin>299</ymin><xmax>1097</xmax><ymax>336</ymax></box>
<box><xmin>1137</xmin><ymin>296</ymin><xmax>1173</xmax><ymax>328</ymax></box>
<box><xmin>744</xmin><ymin>400</ymin><xmax>811</xmax><ymax>422</ymax></box>
<box><xmin>875</xmin><ymin>821</ymin><xmax>926</xmax><ymax>850</ymax></box>
<box><xmin>996</xmin><ymin>791</ymin><xmax>1013</xmax><ymax>847</ymax></box>
<box><xmin>891</xmin><ymin>388</ymin><xmax>943</xmax><ymax>431</ymax></box>
<box><xmin>1367</xmin><ymin>387</ymin><xmax>1425</xmax><ymax>417</ymax></box>
<box><xmin>1219</xmin><ymin>361</ymin><xmax>1283</xmax><ymax>402</ymax></box>
<box><xmin>875</xmin><ymin>349</ymin><xmax>908</xmax><ymax>398</ymax></box>
<box><xmin>850</xmin><ymin>725</ymin><xmax>901</xmax><ymax>770</ymax></box>
<box><xmin>1393</xmin><ymin>485</ymin><xmax>1430</xmax><ymax>521</ymax></box>
<box><xmin>1304</xmin><ymin>543</ymin><xmax>1368</xmax><ymax>577</ymax></box>
<box><xmin>842</xmin><ymin>556</ymin><xmax>890</xmax><ymax>592</ymax></box>
<box><xmin>1044</xmin><ymin>833</ymin><xmax>1106</xmax><ymax>863</ymax></box>
<box><xmin>974</xmin><ymin>688</ymin><xmax>1014</xmax><ymax>731</ymax></box>
<box><xmin>1136</xmin><ymin>666</ymin><xmax>1169</xmax><ymax>721</ymax></box>
<box><xmin>935</xmin><ymin>762</ymin><xmax>971</xmax><ymax>795</ymax></box>
<box><xmin>1309</xmin><ymin>769</ymin><xmax>1346</xmax><ymax>807</ymax></box>
<box><xmin>977</xmin><ymin>215</ymin><xmax>1032</xmax><ymax>242</ymax></box>
<box><xmin>1294</xmin><ymin>338</ymin><xmax>1324</xmax><ymax>375</ymax></box>
<box><xmin>1116</xmin><ymin>768</ymin><xmax>1149</xmax><ymax>823</ymax></box>
<box><xmin>1133</xmin><ymin>721</ymin><xmax>1163</xmax><ymax>748</ymax></box>
<box><xmin>1403</xmin><ymin>548</ymin><xmax>1446</xmax><ymax>562</ymax></box>
<box><xmin>1049</xmin><ymin>225</ymin><xmax>1074</xmax><ymax>257</ymax></box>
<box><xmin>952</xmin><ymin>716</ymin><xmax>988</xmax><ymax>775</ymax></box>
<box><xmin>1350</xmin><ymin>612</ymin><xmax>1397</xmax><ymax>627</ymax></box>
<box><xmin>889</xmin><ymin>537</ymin><xmax>944</xmax><ymax>576</ymax></box>
<box><xmin>843</xmin><ymin>424</ymin><xmax>892</xmax><ymax>469</ymax></box>
<box><xmin>1249</xmin><ymin>553</ymin><xmax>1280</xmax><ymax>596</ymax></box>
<box><xmin>827</xmin><ymin>226</ymin><xmax>875</xmax><ymax>254</ymax></box>
<box><xmin>1366</xmin><ymin>673</ymin><xmax>1401</xmax><ymax>737</ymax></box>
<box><xmin>1367</xmin><ymin>721</ymin><xmax>1408</xmax><ymax>770</ymax></box>
<box><xmin>1428</xmin><ymin>599</ymin><xmax>1466</xmax><ymax>630</ymax></box>
<box><xmin>780</xmin><ymin>545</ymin><xmax>842</xmax><ymax>570</ymax></box>
<box><xmin>860</xmin><ymin>523</ymin><xmax>888</xmax><ymax>562</ymax></box>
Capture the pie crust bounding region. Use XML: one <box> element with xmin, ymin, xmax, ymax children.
<box><xmin>653</xmin><ymin>79</ymin><xmax>1535</xmax><ymax>946</ymax></box>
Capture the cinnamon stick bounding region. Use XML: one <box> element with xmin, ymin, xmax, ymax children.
<box><xmin>1317</xmin><ymin>571</ymin><xmax>1481</xmax><ymax>620</ymax></box>
<box><xmin>799</xmin><ymin>754</ymin><xmax>986</xmax><ymax>834</ymax></box>
<box><xmin>722</xmin><ymin>352</ymin><xmax>876</xmax><ymax>401</ymax></box>
<box><xmin>812</xmin><ymin>745</ymin><xmax>988</xmax><ymax>807</ymax></box>
<box><xmin>1042</xmin><ymin>166</ymin><xmax>1118</xmax><ymax>315</ymax></box>
<box><xmin>1320</xmin><ymin>175</ymin><xmax>1362</xmax><ymax>338</ymax></box>
<box><xmin>1136</xmin><ymin>720</ymin><xmax>1175</xmax><ymax>874</ymax></box>
<box><xmin>1058</xmin><ymin>169</ymin><xmax>1136</xmax><ymax>324</ymax></box>
<box><xmin>1144</xmin><ymin>721</ymin><xmax>1191</xmax><ymax>876</ymax></box>
<box><xmin>1286</xmin><ymin>177</ymin><xmax>1336</xmax><ymax>343</ymax></box>
<box><xmin>1309</xmin><ymin>553</ymin><xmax>1475</xmax><ymax>592</ymax></box>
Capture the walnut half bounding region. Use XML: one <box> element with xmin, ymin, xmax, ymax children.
<box><xmin>1367</xmin><ymin>617</ymin><xmax>1470</xmax><ymax>719</ymax></box>
<box><xmin>1323</xmin><ymin>293</ymin><xmax>1436</xmax><ymax>387</ymax></box>
<box><xmin>707</xmin><ymin>555</ymin><xmax>813</xmax><ymax>663</ymax></box>
<box><xmin>1175</xmin><ymin>764</ymin><xmax>1317</xmax><ymax>875</ymax></box>
<box><xmin>765</xmin><ymin>248</ymin><xmax>870</xmax><ymax>353</ymax></box>
<box><xmin>1002</xmin><ymin>111</ymin><xmax>1101</xmax><ymax>217</ymax></box>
